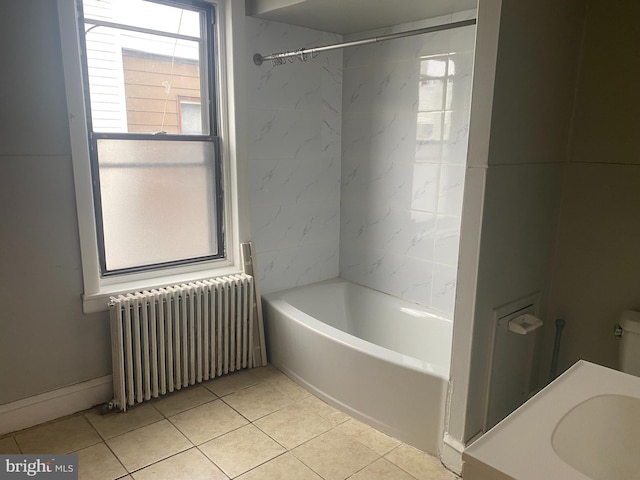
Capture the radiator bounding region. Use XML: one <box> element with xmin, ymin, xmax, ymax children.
<box><xmin>108</xmin><ymin>273</ymin><xmax>263</xmax><ymax>411</ymax></box>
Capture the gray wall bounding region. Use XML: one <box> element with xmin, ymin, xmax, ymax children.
<box><xmin>542</xmin><ymin>0</ymin><xmax>640</xmax><ymax>376</ymax></box>
<box><xmin>447</xmin><ymin>0</ymin><xmax>587</xmax><ymax>443</ymax></box>
<box><xmin>0</xmin><ymin>1</ymin><xmax>111</xmax><ymax>405</ymax></box>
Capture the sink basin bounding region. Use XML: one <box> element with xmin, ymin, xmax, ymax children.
<box><xmin>552</xmin><ymin>394</ymin><xmax>640</xmax><ymax>480</ymax></box>
<box><xmin>463</xmin><ymin>361</ymin><xmax>640</xmax><ymax>480</ymax></box>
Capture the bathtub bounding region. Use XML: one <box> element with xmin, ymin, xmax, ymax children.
<box><xmin>262</xmin><ymin>278</ymin><xmax>453</xmax><ymax>455</ymax></box>
<box><xmin>463</xmin><ymin>360</ymin><xmax>640</xmax><ymax>480</ymax></box>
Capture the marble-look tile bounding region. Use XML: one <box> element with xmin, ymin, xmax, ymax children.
<box><xmin>152</xmin><ymin>386</ymin><xmax>217</xmax><ymax>418</ymax></box>
<box><xmin>199</xmin><ymin>424</ymin><xmax>285</xmax><ymax>478</ymax></box>
<box><xmin>334</xmin><ymin>419</ymin><xmax>401</xmax><ymax>456</ymax></box>
<box><xmin>369</xmin><ymin>60</ymin><xmax>420</xmax><ymax>114</ymax></box>
<box><xmin>342</xmin><ymin>65</ymin><xmax>374</xmax><ymax>114</ymax></box>
<box><xmin>106</xmin><ymin>420</ymin><xmax>191</xmax><ymax>472</ymax></box>
<box><xmin>131</xmin><ymin>448</ymin><xmax>228</xmax><ymax>480</ymax></box>
<box><xmin>438</xmin><ymin>164</ymin><xmax>466</xmax><ymax>216</ymax></box>
<box><xmin>349</xmin><ymin>458</ymin><xmax>417</xmax><ymax>480</ymax></box>
<box><xmin>341</xmin><ymin>111</ymin><xmax>416</xmax><ymax>167</ymax></box>
<box><xmin>247</xmin><ymin>108</ymin><xmax>340</xmax><ymax>161</ymax></box>
<box><xmin>339</xmin><ymin>245</ymin><xmax>433</xmax><ymax>307</ymax></box>
<box><xmin>236</xmin><ymin>453</ymin><xmax>321</xmax><ymax>480</ymax></box>
<box><xmin>338</xmin><ymin>14</ymin><xmax>473</xmax><ymax>309</ymax></box>
<box><xmin>385</xmin><ymin>444</ymin><xmax>457</xmax><ymax>480</ymax></box>
<box><xmin>254</xmin><ymin>404</ymin><xmax>333</xmax><ymax>449</ymax></box>
<box><xmin>15</xmin><ymin>415</ymin><xmax>101</xmax><ymax>454</ymax></box>
<box><xmin>202</xmin><ymin>369</ymin><xmax>261</xmax><ymax>397</ymax></box>
<box><xmin>341</xmin><ymin>204</ymin><xmax>436</xmax><ymax>261</ymax></box>
<box><xmin>257</xmin><ymin>243</ymin><xmax>339</xmax><ymax>295</ymax></box>
<box><xmin>0</xmin><ymin>436</ymin><xmax>20</xmax><ymax>454</ymax></box>
<box><xmin>74</xmin><ymin>442</ymin><xmax>127</xmax><ymax>480</ymax></box>
<box><xmin>292</xmin><ymin>430</ymin><xmax>379</xmax><ymax>480</ymax></box>
<box><xmin>84</xmin><ymin>404</ymin><xmax>164</xmax><ymax>440</ymax></box>
<box><xmin>434</xmin><ymin>215</ymin><xmax>462</xmax><ymax>267</ymax></box>
<box><xmin>169</xmin><ymin>399</ymin><xmax>248</xmax><ymax>445</ymax></box>
<box><xmin>221</xmin><ymin>382</ymin><xmax>294</xmax><ymax>421</ymax></box>
<box><xmin>431</xmin><ymin>263</ymin><xmax>457</xmax><ymax>315</ymax></box>
<box><xmin>248</xmin><ymin>156</ymin><xmax>340</xmax><ymax>209</ymax></box>
<box><xmin>251</xmin><ymin>200</ymin><xmax>340</xmax><ymax>254</ymax></box>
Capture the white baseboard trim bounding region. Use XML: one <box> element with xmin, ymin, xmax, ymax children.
<box><xmin>441</xmin><ymin>432</ymin><xmax>466</xmax><ymax>475</ymax></box>
<box><xmin>0</xmin><ymin>376</ymin><xmax>113</xmax><ymax>435</ymax></box>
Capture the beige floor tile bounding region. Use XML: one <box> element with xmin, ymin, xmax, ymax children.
<box><xmin>0</xmin><ymin>436</ymin><xmax>20</xmax><ymax>454</ymax></box>
<box><xmin>292</xmin><ymin>430</ymin><xmax>379</xmax><ymax>480</ymax></box>
<box><xmin>221</xmin><ymin>382</ymin><xmax>294</xmax><ymax>421</ymax></box>
<box><xmin>15</xmin><ymin>415</ymin><xmax>102</xmax><ymax>454</ymax></box>
<box><xmin>132</xmin><ymin>448</ymin><xmax>228</xmax><ymax>480</ymax></box>
<box><xmin>106</xmin><ymin>420</ymin><xmax>192</xmax><ymax>472</ymax></box>
<box><xmin>75</xmin><ymin>442</ymin><xmax>127</xmax><ymax>480</ymax></box>
<box><xmin>199</xmin><ymin>424</ymin><xmax>285</xmax><ymax>478</ymax></box>
<box><xmin>249</xmin><ymin>365</ymin><xmax>283</xmax><ymax>382</ymax></box>
<box><xmin>152</xmin><ymin>386</ymin><xmax>217</xmax><ymax>418</ymax></box>
<box><xmin>384</xmin><ymin>445</ymin><xmax>457</xmax><ymax>480</ymax></box>
<box><xmin>236</xmin><ymin>453</ymin><xmax>322</xmax><ymax>480</ymax></box>
<box><xmin>349</xmin><ymin>458</ymin><xmax>417</xmax><ymax>480</ymax></box>
<box><xmin>267</xmin><ymin>375</ymin><xmax>311</xmax><ymax>401</ymax></box>
<box><xmin>85</xmin><ymin>404</ymin><xmax>164</xmax><ymax>440</ymax></box>
<box><xmin>334</xmin><ymin>419</ymin><xmax>401</xmax><ymax>455</ymax></box>
<box><xmin>254</xmin><ymin>403</ymin><xmax>333</xmax><ymax>449</ymax></box>
<box><xmin>294</xmin><ymin>396</ymin><xmax>350</xmax><ymax>427</ymax></box>
<box><xmin>169</xmin><ymin>399</ymin><xmax>248</xmax><ymax>445</ymax></box>
<box><xmin>203</xmin><ymin>369</ymin><xmax>261</xmax><ymax>397</ymax></box>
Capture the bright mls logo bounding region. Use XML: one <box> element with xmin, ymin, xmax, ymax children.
<box><xmin>1</xmin><ymin>455</ymin><xmax>77</xmax><ymax>480</ymax></box>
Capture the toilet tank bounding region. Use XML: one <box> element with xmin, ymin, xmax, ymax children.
<box><xmin>619</xmin><ymin>310</ymin><xmax>640</xmax><ymax>376</ymax></box>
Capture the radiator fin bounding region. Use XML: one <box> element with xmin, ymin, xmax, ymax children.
<box><xmin>109</xmin><ymin>273</ymin><xmax>257</xmax><ymax>411</ymax></box>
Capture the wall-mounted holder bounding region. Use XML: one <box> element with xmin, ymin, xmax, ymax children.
<box><xmin>484</xmin><ymin>293</ymin><xmax>543</xmax><ymax>431</ymax></box>
<box><xmin>508</xmin><ymin>314</ymin><xmax>544</xmax><ymax>335</ymax></box>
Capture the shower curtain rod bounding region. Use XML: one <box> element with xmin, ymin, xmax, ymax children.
<box><xmin>253</xmin><ymin>17</ymin><xmax>476</xmax><ymax>66</ymax></box>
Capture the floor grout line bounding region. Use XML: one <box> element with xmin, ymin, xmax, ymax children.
<box><xmin>1</xmin><ymin>366</ymin><xmax>455</xmax><ymax>480</ymax></box>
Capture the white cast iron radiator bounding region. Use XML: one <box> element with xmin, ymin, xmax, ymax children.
<box><xmin>108</xmin><ymin>273</ymin><xmax>265</xmax><ymax>411</ymax></box>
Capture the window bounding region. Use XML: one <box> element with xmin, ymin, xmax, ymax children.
<box><xmin>58</xmin><ymin>0</ymin><xmax>240</xmax><ymax>312</ymax></box>
<box><xmin>79</xmin><ymin>0</ymin><xmax>223</xmax><ymax>275</ymax></box>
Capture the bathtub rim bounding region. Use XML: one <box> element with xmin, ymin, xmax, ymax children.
<box><xmin>263</xmin><ymin>278</ymin><xmax>452</xmax><ymax>380</ymax></box>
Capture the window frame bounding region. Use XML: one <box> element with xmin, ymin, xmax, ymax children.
<box><xmin>58</xmin><ymin>0</ymin><xmax>243</xmax><ymax>313</ymax></box>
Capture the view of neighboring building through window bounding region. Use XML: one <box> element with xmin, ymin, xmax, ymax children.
<box><xmin>80</xmin><ymin>0</ymin><xmax>223</xmax><ymax>274</ymax></box>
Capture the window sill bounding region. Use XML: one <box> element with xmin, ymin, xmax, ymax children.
<box><xmin>82</xmin><ymin>264</ymin><xmax>245</xmax><ymax>314</ymax></box>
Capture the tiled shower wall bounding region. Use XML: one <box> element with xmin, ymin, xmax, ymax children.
<box><xmin>245</xmin><ymin>18</ymin><xmax>343</xmax><ymax>294</ymax></box>
<box><xmin>339</xmin><ymin>12</ymin><xmax>475</xmax><ymax>315</ymax></box>
<box><xmin>247</xmin><ymin>13</ymin><xmax>475</xmax><ymax>315</ymax></box>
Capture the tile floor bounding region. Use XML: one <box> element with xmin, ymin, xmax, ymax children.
<box><xmin>0</xmin><ymin>365</ymin><xmax>458</xmax><ymax>480</ymax></box>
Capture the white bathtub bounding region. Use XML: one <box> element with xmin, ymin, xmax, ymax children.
<box><xmin>463</xmin><ymin>360</ymin><xmax>640</xmax><ymax>480</ymax></box>
<box><xmin>262</xmin><ymin>278</ymin><xmax>453</xmax><ymax>455</ymax></box>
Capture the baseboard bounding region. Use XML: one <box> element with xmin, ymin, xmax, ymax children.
<box><xmin>441</xmin><ymin>432</ymin><xmax>465</xmax><ymax>475</ymax></box>
<box><xmin>0</xmin><ymin>376</ymin><xmax>113</xmax><ymax>435</ymax></box>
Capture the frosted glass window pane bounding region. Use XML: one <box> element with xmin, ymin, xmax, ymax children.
<box><xmin>96</xmin><ymin>139</ymin><xmax>218</xmax><ymax>271</ymax></box>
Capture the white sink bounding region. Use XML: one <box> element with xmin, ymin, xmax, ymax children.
<box><xmin>552</xmin><ymin>394</ymin><xmax>640</xmax><ymax>480</ymax></box>
<box><xmin>463</xmin><ymin>361</ymin><xmax>640</xmax><ymax>480</ymax></box>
